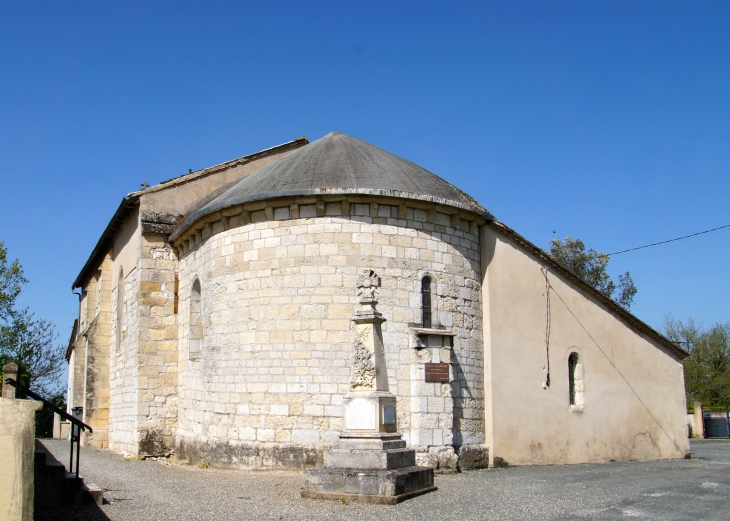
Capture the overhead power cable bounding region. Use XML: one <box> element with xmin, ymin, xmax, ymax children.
<box><xmin>607</xmin><ymin>224</ymin><xmax>730</xmax><ymax>256</ymax></box>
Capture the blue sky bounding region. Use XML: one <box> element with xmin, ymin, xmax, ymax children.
<box><xmin>0</xmin><ymin>1</ymin><xmax>728</xmax><ymax>351</ymax></box>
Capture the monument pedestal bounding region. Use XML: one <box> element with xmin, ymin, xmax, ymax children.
<box><xmin>302</xmin><ymin>420</ymin><xmax>436</xmax><ymax>503</ymax></box>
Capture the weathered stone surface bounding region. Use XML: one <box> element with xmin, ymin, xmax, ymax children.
<box><xmin>141</xmin><ymin>212</ymin><xmax>183</xmax><ymax>225</ymax></box>
<box><xmin>415</xmin><ymin>445</ymin><xmax>459</xmax><ymax>472</ymax></box>
<box><xmin>457</xmin><ymin>444</ymin><xmax>489</xmax><ymax>470</ymax></box>
<box><xmin>335</xmin><ymin>433</ymin><xmax>407</xmax><ymax>450</ymax></box>
<box><xmin>141</xmin><ymin>222</ymin><xmax>177</xmax><ymax>234</ymax></box>
<box><xmin>176</xmin><ymin>437</ymin><xmax>324</xmax><ymax>470</ymax></box>
<box><xmin>301</xmin><ymin>465</ymin><xmax>435</xmax><ymax>504</ymax></box>
<box><xmin>324</xmin><ymin>448</ymin><xmax>415</xmax><ymax>470</ymax></box>
<box><xmin>0</xmin><ymin>398</ymin><xmax>43</xmax><ymax>521</ymax></box>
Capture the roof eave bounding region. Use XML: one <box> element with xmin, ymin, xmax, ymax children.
<box><xmin>70</xmin><ymin>137</ymin><xmax>309</xmax><ymax>290</ymax></box>
<box><xmin>72</xmin><ymin>194</ymin><xmax>140</xmax><ymax>289</ymax></box>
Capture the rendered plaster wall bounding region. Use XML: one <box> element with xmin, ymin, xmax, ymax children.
<box><xmin>140</xmin><ymin>144</ymin><xmax>306</xmax><ymax>216</ymax></box>
<box><xmin>175</xmin><ymin>200</ymin><xmax>484</xmax><ymax>468</ymax></box>
<box><xmin>113</xmin><ymin>206</ymin><xmax>141</xmax><ymax>286</ymax></box>
<box><xmin>480</xmin><ymin>226</ymin><xmax>689</xmax><ymax>466</ymax></box>
<box><xmin>0</xmin><ymin>398</ymin><xmax>42</xmax><ymax>521</ymax></box>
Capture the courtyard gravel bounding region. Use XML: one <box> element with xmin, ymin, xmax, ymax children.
<box><xmin>36</xmin><ymin>439</ymin><xmax>730</xmax><ymax>520</ymax></box>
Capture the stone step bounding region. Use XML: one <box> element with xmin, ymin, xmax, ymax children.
<box><xmin>84</xmin><ymin>483</ymin><xmax>104</xmax><ymax>505</ymax></box>
<box><xmin>324</xmin><ymin>448</ymin><xmax>416</xmax><ymax>470</ymax></box>
<box><xmin>34</xmin><ymin>448</ymin><xmax>47</xmax><ymax>467</ymax></box>
<box><xmin>34</xmin><ymin>440</ymin><xmax>104</xmax><ymax>507</ymax></box>
<box><xmin>302</xmin><ymin>465</ymin><xmax>436</xmax><ymax>504</ymax></box>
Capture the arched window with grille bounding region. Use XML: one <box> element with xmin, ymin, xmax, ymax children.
<box><xmin>421</xmin><ymin>276</ymin><xmax>432</xmax><ymax>328</ymax></box>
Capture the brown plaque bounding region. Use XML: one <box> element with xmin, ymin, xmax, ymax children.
<box><xmin>425</xmin><ymin>363</ymin><xmax>450</xmax><ymax>383</ymax></box>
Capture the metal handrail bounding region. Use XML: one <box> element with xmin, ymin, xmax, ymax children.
<box><xmin>4</xmin><ymin>378</ymin><xmax>92</xmax><ymax>478</ymax></box>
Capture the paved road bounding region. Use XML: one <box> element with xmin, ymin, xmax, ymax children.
<box><xmin>37</xmin><ymin>439</ymin><xmax>730</xmax><ymax>520</ymax></box>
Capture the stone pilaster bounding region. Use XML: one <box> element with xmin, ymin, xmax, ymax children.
<box><xmin>2</xmin><ymin>362</ymin><xmax>18</xmax><ymax>398</ymax></box>
<box><xmin>135</xmin><ymin>234</ymin><xmax>178</xmax><ymax>456</ymax></box>
<box><xmin>82</xmin><ymin>254</ymin><xmax>113</xmax><ymax>448</ymax></box>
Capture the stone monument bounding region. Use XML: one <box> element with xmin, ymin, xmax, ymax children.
<box><xmin>301</xmin><ymin>269</ymin><xmax>436</xmax><ymax>504</ymax></box>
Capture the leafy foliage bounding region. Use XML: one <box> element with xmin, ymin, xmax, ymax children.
<box><xmin>664</xmin><ymin>316</ymin><xmax>730</xmax><ymax>407</ymax></box>
<box><xmin>549</xmin><ymin>236</ymin><xmax>637</xmax><ymax>309</ymax></box>
<box><xmin>0</xmin><ymin>241</ymin><xmax>27</xmax><ymax>319</ymax></box>
<box><xmin>0</xmin><ymin>240</ymin><xmax>65</xmax><ymax>400</ymax></box>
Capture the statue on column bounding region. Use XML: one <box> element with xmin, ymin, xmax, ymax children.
<box><xmin>302</xmin><ymin>268</ymin><xmax>436</xmax><ymax>504</ymax></box>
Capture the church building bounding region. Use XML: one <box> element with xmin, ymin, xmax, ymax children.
<box><xmin>66</xmin><ymin>132</ymin><xmax>689</xmax><ymax>470</ymax></box>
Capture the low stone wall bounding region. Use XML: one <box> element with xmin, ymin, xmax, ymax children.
<box><xmin>176</xmin><ymin>436</ymin><xmax>324</xmax><ymax>469</ymax></box>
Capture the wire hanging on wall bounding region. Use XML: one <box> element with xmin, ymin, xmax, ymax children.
<box><xmin>541</xmin><ymin>266</ymin><xmax>551</xmax><ymax>389</ymax></box>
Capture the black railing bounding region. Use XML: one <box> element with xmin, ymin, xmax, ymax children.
<box><xmin>3</xmin><ymin>378</ymin><xmax>92</xmax><ymax>478</ymax></box>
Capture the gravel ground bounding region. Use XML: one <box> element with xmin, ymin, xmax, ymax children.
<box><xmin>36</xmin><ymin>439</ymin><xmax>730</xmax><ymax>521</ymax></box>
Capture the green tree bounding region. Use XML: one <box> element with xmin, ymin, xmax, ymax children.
<box><xmin>0</xmin><ymin>240</ymin><xmax>65</xmax><ymax>399</ymax></box>
<box><xmin>0</xmin><ymin>240</ymin><xmax>26</xmax><ymax>318</ymax></box>
<box><xmin>549</xmin><ymin>236</ymin><xmax>637</xmax><ymax>309</ymax></box>
<box><xmin>663</xmin><ymin>316</ymin><xmax>730</xmax><ymax>407</ymax></box>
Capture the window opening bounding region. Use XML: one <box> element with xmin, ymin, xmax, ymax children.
<box><xmin>116</xmin><ymin>268</ymin><xmax>124</xmax><ymax>352</ymax></box>
<box><xmin>189</xmin><ymin>278</ymin><xmax>202</xmax><ymax>360</ymax></box>
<box><xmin>174</xmin><ymin>274</ymin><xmax>179</xmax><ymax>314</ymax></box>
<box><xmin>422</xmin><ymin>276</ymin><xmax>432</xmax><ymax>329</ymax></box>
<box><xmin>568</xmin><ymin>353</ymin><xmax>578</xmax><ymax>405</ymax></box>
<box><xmin>568</xmin><ymin>351</ymin><xmax>585</xmax><ymax>409</ymax></box>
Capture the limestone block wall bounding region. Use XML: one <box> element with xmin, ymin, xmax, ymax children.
<box><xmin>81</xmin><ymin>254</ymin><xmax>113</xmax><ymax>449</ymax></box>
<box><xmin>135</xmin><ymin>234</ymin><xmax>178</xmax><ymax>456</ymax></box>
<box><xmin>175</xmin><ymin>198</ymin><xmax>484</xmax><ymax>468</ymax></box>
<box><xmin>109</xmin><ymin>266</ymin><xmax>140</xmax><ymax>454</ymax></box>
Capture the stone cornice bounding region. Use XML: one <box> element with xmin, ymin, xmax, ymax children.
<box><xmin>170</xmin><ymin>194</ymin><xmax>490</xmax><ymax>257</ymax></box>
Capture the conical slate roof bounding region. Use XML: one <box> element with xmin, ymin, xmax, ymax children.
<box><xmin>173</xmin><ymin>132</ymin><xmax>492</xmax><ymax>238</ymax></box>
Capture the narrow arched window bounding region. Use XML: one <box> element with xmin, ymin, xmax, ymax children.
<box><xmin>568</xmin><ymin>353</ymin><xmax>578</xmax><ymax>405</ymax></box>
<box><xmin>421</xmin><ymin>276</ymin><xmax>432</xmax><ymax>329</ymax></box>
<box><xmin>568</xmin><ymin>351</ymin><xmax>585</xmax><ymax>409</ymax></box>
<box><xmin>116</xmin><ymin>268</ymin><xmax>124</xmax><ymax>352</ymax></box>
<box><xmin>189</xmin><ymin>278</ymin><xmax>202</xmax><ymax>360</ymax></box>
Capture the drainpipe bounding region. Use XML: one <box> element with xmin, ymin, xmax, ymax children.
<box><xmin>73</xmin><ymin>289</ymin><xmax>82</xmax><ymax>339</ymax></box>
